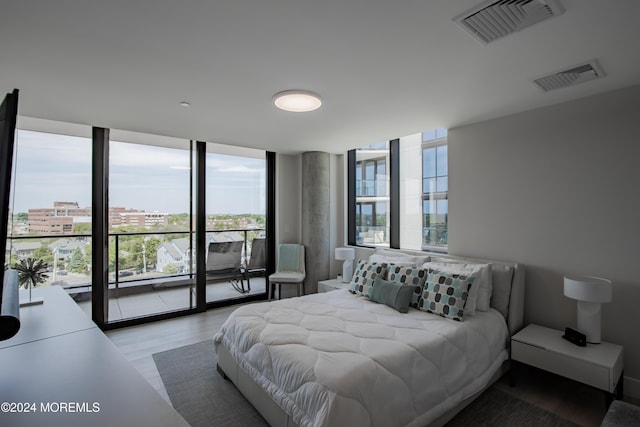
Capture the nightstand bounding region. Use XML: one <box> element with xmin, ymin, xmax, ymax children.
<box><xmin>511</xmin><ymin>324</ymin><xmax>624</xmax><ymax>405</ymax></box>
<box><xmin>318</xmin><ymin>278</ymin><xmax>351</xmax><ymax>293</ymax></box>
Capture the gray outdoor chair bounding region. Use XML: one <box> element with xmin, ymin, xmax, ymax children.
<box><xmin>205</xmin><ymin>240</ymin><xmax>247</xmax><ymax>293</ymax></box>
<box><xmin>241</xmin><ymin>237</ymin><xmax>266</xmax><ymax>292</ymax></box>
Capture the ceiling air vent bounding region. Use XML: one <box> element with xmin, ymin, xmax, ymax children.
<box><xmin>533</xmin><ymin>61</ymin><xmax>605</xmax><ymax>92</ymax></box>
<box><xmin>455</xmin><ymin>0</ymin><xmax>564</xmax><ymax>44</ymax></box>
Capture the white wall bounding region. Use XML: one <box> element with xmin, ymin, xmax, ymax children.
<box><xmin>448</xmin><ymin>84</ymin><xmax>640</xmax><ymax>397</ymax></box>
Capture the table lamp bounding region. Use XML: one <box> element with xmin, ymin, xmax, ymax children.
<box><xmin>563</xmin><ymin>274</ymin><xmax>612</xmax><ymax>344</ymax></box>
<box><xmin>335</xmin><ymin>247</ymin><xmax>355</xmax><ymax>283</ymax></box>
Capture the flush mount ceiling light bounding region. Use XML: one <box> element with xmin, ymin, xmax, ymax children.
<box><xmin>179</xmin><ymin>101</ymin><xmax>191</xmax><ymax>107</ymax></box>
<box><xmin>273</xmin><ymin>90</ymin><xmax>322</xmax><ymax>112</ymax></box>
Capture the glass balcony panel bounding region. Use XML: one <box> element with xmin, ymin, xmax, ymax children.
<box><xmin>205</xmin><ymin>145</ymin><xmax>267</xmax><ymax>303</ymax></box>
<box><xmin>107</xmin><ymin>134</ymin><xmax>193</xmax><ymax>321</ymax></box>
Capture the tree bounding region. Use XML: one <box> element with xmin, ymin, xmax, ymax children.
<box><xmin>144</xmin><ymin>237</ymin><xmax>161</xmax><ymax>270</ymax></box>
<box><xmin>108</xmin><ymin>243</ymin><xmax>117</xmax><ymax>273</ymax></box>
<box><xmin>162</xmin><ymin>263</ymin><xmax>180</xmax><ymax>275</ymax></box>
<box><xmin>73</xmin><ymin>223</ymin><xmax>92</xmax><ymax>234</ymax></box>
<box><xmin>127</xmin><ymin>238</ymin><xmax>145</xmax><ymax>270</ymax></box>
<box><xmin>84</xmin><ymin>244</ymin><xmax>92</xmax><ymax>270</ymax></box>
<box><xmin>33</xmin><ymin>244</ymin><xmax>53</xmax><ymax>264</ymax></box>
<box><xmin>69</xmin><ymin>247</ymin><xmax>87</xmax><ymax>273</ymax></box>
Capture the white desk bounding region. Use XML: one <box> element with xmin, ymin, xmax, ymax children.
<box><xmin>0</xmin><ymin>285</ymin><xmax>95</xmax><ymax>350</ymax></box>
<box><xmin>0</xmin><ymin>286</ymin><xmax>189</xmax><ymax>427</ymax></box>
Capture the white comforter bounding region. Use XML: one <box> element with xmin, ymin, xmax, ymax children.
<box><xmin>213</xmin><ymin>290</ymin><xmax>509</xmax><ymax>427</ymax></box>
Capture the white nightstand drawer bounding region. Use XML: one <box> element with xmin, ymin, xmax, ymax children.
<box><xmin>511</xmin><ymin>324</ymin><xmax>623</xmax><ymax>394</ymax></box>
<box><xmin>318</xmin><ymin>279</ymin><xmax>350</xmax><ymax>293</ymax></box>
<box><xmin>512</xmin><ymin>339</ymin><xmax>611</xmax><ymax>391</ymax></box>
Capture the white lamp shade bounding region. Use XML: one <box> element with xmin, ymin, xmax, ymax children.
<box><xmin>334</xmin><ymin>247</ymin><xmax>355</xmax><ymax>261</ymax></box>
<box><xmin>563</xmin><ymin>274</ymin><xmax>612</xmax><ymax>344</ymax></box>
<box><xmin>564</xmin><ymin>274</ymin><xmax>612</xmax><ymax>303</ymax></box>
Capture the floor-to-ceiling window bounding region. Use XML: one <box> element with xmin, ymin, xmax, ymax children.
<box><xmin>204</xmin><ymin>143</ymin><xmax>267</xmax><ymax>304</ymax></box>
<box><xmin>107</xmin><ymin>130</ymin><xmax>194</xmax><ymax>321</ymax></box>
<box><xmin>7</xmin><ymin>119</ymin><xmax>271</xmax><ymax>328</ymax></box>
<box><xmin>7</xmin><ymin>124</ymin><xmax>94</xmax><ymax>314</ymax></box>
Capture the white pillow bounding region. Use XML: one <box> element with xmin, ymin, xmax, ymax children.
<box><xmin>373</xmin><ymin>248</ymin><xmax>430</xmax><ymax>265</ymax></box>
<box><xmin>422</xmin><ymin>262</ymin><xmax>493</xmax><ymax>314</ymax></box>
<box><xmin>368</xmin><ymin>254</ymin><xmax>416</xmax><ymax>267</ymax></box>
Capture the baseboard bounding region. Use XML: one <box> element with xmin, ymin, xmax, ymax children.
<box><xmin>624</xmin><ymin>376</ymin><xmax>640</xmax><ymax>400</ymax></box>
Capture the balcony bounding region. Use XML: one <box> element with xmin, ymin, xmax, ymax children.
<box><xmin>6</xmin><ymin>228</ymin><xmax>267</xmax><ymax>321</ymax></box>
<box><xmin>75</xmin><ymin>277</ymin><xmax>266</xmax><ymax>321</ymax></box>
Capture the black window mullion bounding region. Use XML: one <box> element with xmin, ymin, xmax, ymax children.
<box><xmin>389</xmin><ymin>139</ymin><xmax>400</xmax><ymax>249</ymax></box>
<box><xmin>347</xmin><ymin>150</ymin><xmax>356</xmax><ymax>246</ymax></box>
<box><xmin>266</xmin><ymin>151</ymin><xmax>276</xmax><ymax>276</ymax></box>
<box><xmin>195</xmin><ymin>141</ymin><xmax>206</xmax><ymax>310</ymax></box>
<box><xmin>91</xmin><ymin>127</ymin><xmax>109</xmax><ymax>327</ymax></box>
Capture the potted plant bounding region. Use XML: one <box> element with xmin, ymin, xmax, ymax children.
<box><xmin>13</xmin><ymin>257</ymin><xmax>49</xmax><ymax>306</ymax></box>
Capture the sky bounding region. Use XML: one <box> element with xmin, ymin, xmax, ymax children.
<box><xmin>10</xmin><ymin>130</ymin><xmax>266</xmax><ymax>215</ymax></box>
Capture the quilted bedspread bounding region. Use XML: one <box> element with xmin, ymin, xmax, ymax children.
<box><xmin>213</xmin><ymin>290</ymin><xmax>509</xmax><ymax>427</ymax></box>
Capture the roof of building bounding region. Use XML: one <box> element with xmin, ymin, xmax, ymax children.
<box><xmin>159</xmin><ymin>242</ymin><xmax>183</xmax><ymax>260</ymax></box>
<box><xmin>11</xmin><ymin>241</ymin><xmax>42</xmax><ymax>251</ymax></box>
<box><xmin>209</xmin><ymin>231</ymin><xmax>244</xmax><ymax>242</ymax></box>
<box><xmin>171</xmin><ymin>238</ymin><xmax>190</xmax><ymax>253</ymax></box>
<box><xmin>48</xmin><ymin>239</ymin><xmax>87</xmax><ymax>251</ymax></box>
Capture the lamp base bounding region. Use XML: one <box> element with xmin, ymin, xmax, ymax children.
<box><xmin>341</xmin><ymin>259</ymin><xmax>353</xmax><ymax>283</ymax></box>
<box><xmin>577</xmin><ymin>300</ymin><xmax>602</xmax><ymax>344</ymax></box>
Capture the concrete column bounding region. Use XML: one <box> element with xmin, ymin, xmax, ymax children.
<box><xmin>301</xmin><ymin>151</ymin><xmax>330</xmax><ymax>294</ymax></box>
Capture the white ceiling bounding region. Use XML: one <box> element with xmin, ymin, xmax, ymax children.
<box><xmin>2</xmin><ymin>1</ymin><xmax>640</xmax><ymax>154</ymax></box>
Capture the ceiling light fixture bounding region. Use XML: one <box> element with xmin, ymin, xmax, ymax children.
<box><xmin>273</xmin><ymin>90</ymin><xmax>322</xmax><ymax>112</ymax></box>
<box><xmin>179</xmin><ymin>101</ymin><xmax>191</xmax><ymax>107</ymax></box>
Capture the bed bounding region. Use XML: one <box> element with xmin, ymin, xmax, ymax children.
<box><xmin>214</xmin><ymin>253</ymin><xmax>525</xmax><ymax>427</ymax></box>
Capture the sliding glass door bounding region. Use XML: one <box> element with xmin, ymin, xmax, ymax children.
<box><xmin>204</xmin><ymin>143</ymin><xmax>267</xmax><ymax>304</ymax></box>
<box><xmin>107</xmin><ymin>131</ymin><xmax>195</xmax><ymax>321</ymax></box>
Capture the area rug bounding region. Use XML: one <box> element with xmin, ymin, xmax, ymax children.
<box><xmin>153</xmin><ymin>340</ymin><xmax>578</xmax><ymax>427</ymax></box>
<box><xmin>445</xmin><ymin>386</ymin><xmax>579</xmax><ymax>427</ymax></box>
<box><xmin>153</xmin><ymin>340</ymin><xmax>268</xmax><ymax>427</ymax></box>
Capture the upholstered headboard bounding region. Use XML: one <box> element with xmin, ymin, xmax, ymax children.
<box><xmin>350</xmin><ymin>247</ymin><xmax>525</xmax><ymax>335</ymax></box>
<box><xmin>439</xmin><ymin>254</ymin><xmax>525</xmax><ymax>336</ymax></box>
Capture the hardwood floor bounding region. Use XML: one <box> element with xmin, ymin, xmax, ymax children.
<box><xmin>106</xmin><ymin>305</ymin><xmax>238</xmax><ymax>403</ymax></box>
<box><xmin>107</xmin><ymin>306</ymin><xmax>621</xmax><ymax>426</ymax></box>
<box><xmin>494</xmin><ymin>365</ymin><xmax>605</xmax><ymax>427</ymax></box>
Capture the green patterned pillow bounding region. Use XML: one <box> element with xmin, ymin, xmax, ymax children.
<box><xmin>387</xmin><ymin>265</ymin><xmax>428</xmax><ymax>308</ymax></box>
<box><xmin>418</xmin><ymin>271</ymin><xmax>474</xmax><ymax>321</ymax></box>
<box><xmin>349</xmin><ymin>260</ymin><xmax>388</xmax><ymax>298</ymax></box>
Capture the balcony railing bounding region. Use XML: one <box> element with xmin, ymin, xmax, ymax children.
<box><xmin>355</xmin><ymin>180</ymin><xmax>388</xmax><ymax>197</ymax></box>
<box><xmin>355</xmin><ymin>225</ymin><xmax>388</xmax><ymax>246</ymax></box>
<box><xmin>5</xmin><ymin>228</ymin><xmax>265</xmax><ymax>295</ymax></box>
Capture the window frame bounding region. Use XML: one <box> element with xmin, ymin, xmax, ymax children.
<box><xmin>348</xmin><ymin>132</ymin><xmax>447</xmax><ymax>253</ymax></box>
<box><xmin>348</xmin><ymin>140</ymin><xmax>399</xmax><ymax>249</ymax></box>
<box><xmin>5</xmin><ymin>122</ymin><xmax>275</xmax><ymax>331</ymax></box>
<box><xmin>421</xmin><ymin>136</ymin><xmax>448</xmax><ymax>252</ymax></box>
